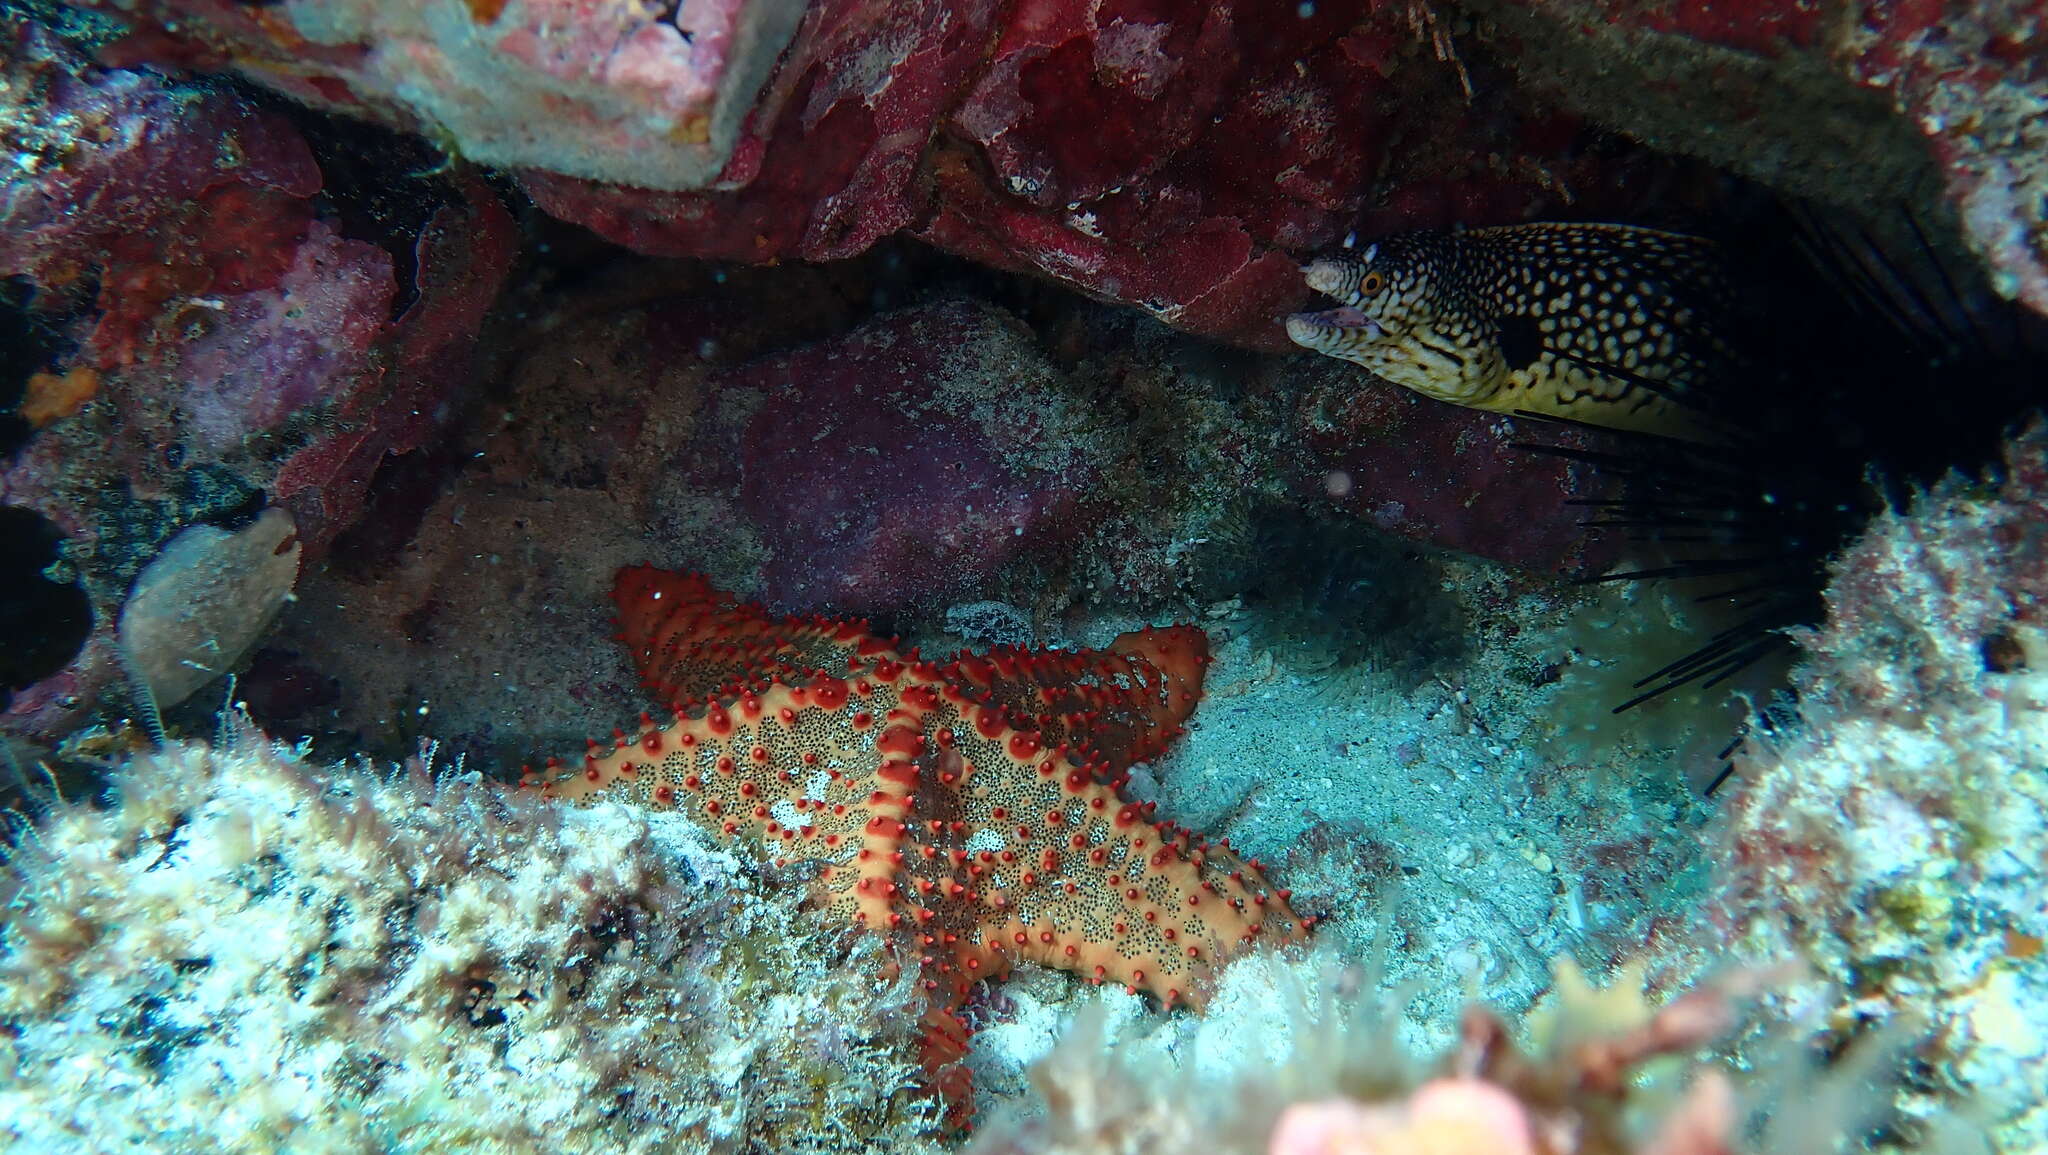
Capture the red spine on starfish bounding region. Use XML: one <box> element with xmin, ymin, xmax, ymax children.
<box><xmin>524</xmin><ymin>565</ymin><xmax>1311</xmax><ymax>1129</ymax></box>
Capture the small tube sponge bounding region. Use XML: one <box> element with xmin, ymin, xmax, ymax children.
<box><xmin>116</xmin><ymin>507</ymin><xmax>301</xmax><ymax>713</ymax></box>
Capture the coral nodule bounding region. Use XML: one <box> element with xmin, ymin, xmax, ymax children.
<box><xmin>521</xmin><ymin>565</ymin><xmax>1313</xmax><ymax>1126</ymax></box>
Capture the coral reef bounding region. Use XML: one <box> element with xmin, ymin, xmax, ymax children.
<box><xmin>93</xmin><ymin>0</ymin><xmax>2048</xmax><ymax>338</ymax></box>
<box><xmin>0</xmin><ymin>727</ymin><xmax>942</xmax><ymax>1153</ymax></box>
<box><xmin>964</xmin><ymin>950</ymin><xmax>1932</xmax><ymax>1155</ymax></box>
<box><xmin>524</xmin><ymin>565</ymin><xmax>1311</xmax><ymax>1124</ymax></box>
<box><xmin>1708</xmin><ymin>423</ymin><xmax>2048</xmax><ymax>1151</ymax></box>
<box><xmin>5</xmin><ymin>4</ymin><xmax>2044</xmax><ymax>1152</ymax></box>
<box><xmin>1455</xmin><ymin>0</ymin><xmax>2048</xmax><ymax>318</ymax></box>
<box><xmin>520</xmin><ymin>0</ymin><xmax>998</xmax><ymax>266</ymax></box>
<box><xmin>74</xmin><ymin>0</ymin><xmax>1695</xmax><ymax>348</ymax></box>
<box><xmin>675</xmin><ymin>300</ymin><xmax>1108</xmax><ymax>615</ymax></box>
<box><xmin>0</xmin><ymin>23</ymin><xmax>330</xmax><ymax>378</ymax></box>
<box><xmin>233</xmin><ymin>279</ymin><xmax>1627</xmax><ymax>763</ymax></box>
<box><xmin>82</xmin><ymin>0</ymin><xmax>805</xmax><ymax>194</ymax></box>
<box><xmin>1</xmin><ymin>17</ymin><xmax>515</xmax><ymax>737</ymax></box>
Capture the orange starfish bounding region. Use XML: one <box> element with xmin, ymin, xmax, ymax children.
<box><xmin>524</xmin><ymin>566</ymin><xmax>1310</xmax><ymax>1126</ymax></box>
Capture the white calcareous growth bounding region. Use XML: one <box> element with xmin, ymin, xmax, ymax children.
<box><xmin>0</xmin><ymin>729</ymin><xmax>942</xmax><ymax>1154</ymax></box>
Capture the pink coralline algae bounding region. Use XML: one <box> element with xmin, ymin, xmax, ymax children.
<box><xmin>270</xmin><ymin>179</ymin><xmax>517</xmax><ymax>549</ymax></box>
<box><xmin>170</xmin><ymin>222</ymin><xmax>396</xmax><ymax>455</ymax></box>
<box><xmin>918</xmin><ymin>0</ymin><xmax>1391</xmax><ymax>346</ymax></box>
<box><xmin>1</xmin><ymin>23</ymin><xmax>513</xmax><ymax>494</ymax></box>
<box><xmin>524</xmin><ymin>0</ymin><xmax>999</xmax><ymax>265</ymax></box>
<box><xmin>83</xmin><ymin>0</ymin><xmax>804</xmax><ymax>194</ymax></box>
<box><xmin>1291</xmin><ymin>372</ymin><xmax>1618</xmax><ymax>577</ymax></box>
<box><xmin>67</xmin><ymin>0</ymin><xmax>2048</xmax><ymax>338</ymax></box>
<box><xmin>0</xmin><ymin>25</ymin><xmax>328</xmax><ymax>374</ymax></box>
<box><xmin>543</xmin><ymin>0</ymin><xmax>1654</xmax><ymax>349</ymax></box>
<box><xmin>81</xmin><ymin>0</ymin><xmax>1675</xmax><ymax>350</ymax></box>
<box><xmin>666</xmin><ymin>300</ymin><xmax>1107</xmax><ymax>615</ymax></box>
<box><xmin>1841</xmin><ymin>0</ymin><xmax>2048</xmax><ymax>315</ymax></box>
<box><xmin>1</xmin><ymin>24</ymin><xmax>515</xmax><ymax>737</ymax></box>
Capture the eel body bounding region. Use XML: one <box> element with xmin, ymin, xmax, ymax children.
<box><xmin>1285</xmin><ymin>223</ymin><xmax>1743</xmax><ymax>442</ymax></box>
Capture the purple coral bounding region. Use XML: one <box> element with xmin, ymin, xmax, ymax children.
<box><xmin>686</xmin><ymin>301</ymin><xmax>1105</xmax><ymax>614</ymax></box>
<box><xmin>174</xmin><ymin>222</ymin><xmax>395</xmax><ymax>453</ymax></box>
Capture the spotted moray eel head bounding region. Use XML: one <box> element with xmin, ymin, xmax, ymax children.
<box><xmin>1285</xmin><ymin>236</ymin><xmax>1450</xmax><ymax>369</ymax></box>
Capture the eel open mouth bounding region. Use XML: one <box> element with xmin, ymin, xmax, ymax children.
<box><xmin>1284</xmin><ymin>306</ymin><xmax>1383</xmax><ymax>350</ymax></box>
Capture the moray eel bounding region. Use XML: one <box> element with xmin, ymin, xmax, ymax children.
<box><xmin>1285</xmin><ymin>223</ymin><xmax>1743</xmax><ymax>442</ymax></box>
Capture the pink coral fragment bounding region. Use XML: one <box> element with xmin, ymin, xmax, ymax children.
<box><xmin>1269</xmin><ymin>1081</ymin><xmax>1538</xmax><ymax>1155</ymax></box>
<box><xmin>176</xmin><ymin>221</ymin><xmax>395</xmax><ymax>453</ymax></box>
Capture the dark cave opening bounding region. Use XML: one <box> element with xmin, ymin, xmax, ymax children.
<box><xmin>0</xmin><ymin>504</ymin><xmax>93</xmax><ymax>709</ymax></box>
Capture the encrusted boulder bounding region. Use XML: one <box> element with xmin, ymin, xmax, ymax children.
<box><xmin>1</xmin><ymin>20</ymin><xmax>515</xmax><ymax>737</ymax></box>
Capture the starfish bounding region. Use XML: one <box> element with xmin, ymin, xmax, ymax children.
<box><xmin>523</xmin><ymin>566</ymin><xmax>1310</xmax><ymax>1125</ymax></box>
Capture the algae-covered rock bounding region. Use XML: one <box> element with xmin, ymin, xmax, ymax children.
<box><xmin>0</xmin><ymin>728</ymin><xmax>941</xmax><ymax>1154</ymax></box>
<box><xmin>1713</xmin><ymin>423</ymin><xmax>2048</xmax><ymax>1151</ymax></box>
<box><xmin>1454</xmin><ymin>0</ymin><xmax>2048</xmax><ymax>318</ymax></box>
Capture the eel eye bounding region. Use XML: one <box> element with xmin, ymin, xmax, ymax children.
<box><xmin>1360</xmin><ymin>272</ymin><xmax>1385</xmax><ymax>294</ymax></box>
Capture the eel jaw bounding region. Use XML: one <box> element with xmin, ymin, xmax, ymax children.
<box><xmin>1302</xmin><ymin>256</ymin><xmax>1363</xmax><ymax>300</ymax></box>
<box><xmin>1284</xmin><ymin>306</ymin><xmax>1385</xmax><ymax>356</ymax></box>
